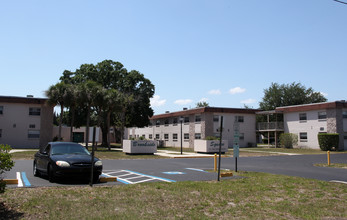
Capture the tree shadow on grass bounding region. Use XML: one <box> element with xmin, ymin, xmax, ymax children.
<box><xmin>0</xmin><ymin>202</ymin><xmax>24</xmax><ymax>220</ymax></box>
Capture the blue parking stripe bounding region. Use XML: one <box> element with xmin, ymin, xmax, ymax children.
<box><xmin>21</xmin><ymin>172</ymin><xmax>31</xmax><ymax>187</ymax></box>
<box><xmin>124</xmin><ymin>170</ymin><xmax>176</xmax><ymax>183</ymax></box>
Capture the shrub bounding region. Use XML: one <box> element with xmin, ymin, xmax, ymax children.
<box><xmin>0</xmin><ymin>144</ymin><xmax>15</xmax><ymax>193</ymax></box>
<box><xmin>318</xmin><ymin>133</ymin><xmax>339</xmax><ymax>151</ymax></box>
<box><xmin>279</xmin><ymin>133</ymin><xmax>298</xmax><ymax>149</ymax></box>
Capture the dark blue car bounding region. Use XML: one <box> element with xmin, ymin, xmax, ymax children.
<box><xmin>33</xmin><ymin>142</ymin><xmax>102</xmax><ymax>183</ymax></box>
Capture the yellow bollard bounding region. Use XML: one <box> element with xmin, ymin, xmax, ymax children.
<box><xmin>214</xmin><ymin>153</ymin><xmax>217</xmax><ymax>172</ymax></box>
<box><xmin>327</xmin><ymin>151</ymin><xmax>331</xmax><ymax>166</ymax></box>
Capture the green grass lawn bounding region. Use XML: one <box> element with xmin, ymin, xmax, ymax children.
<box><xmin>1</xmin><ymin>172</ymin><xmax>346</xmax><ymax>219</ymax></box>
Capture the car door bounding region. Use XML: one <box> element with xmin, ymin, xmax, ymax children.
<box><xmin>37</xmin><ymin>144</ymin><xmax>51</xmax><ymax>173</ymax></box>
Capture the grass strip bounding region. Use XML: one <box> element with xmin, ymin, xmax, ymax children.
<box><xmin>314</xmin><ymin>163</ymin><xmax>347</xmax><ymax>169</ymax></box>
<box><xmin>1</xmin><ymin>172</ymin><xmax>346</xmax><ymax>219</ymax></box>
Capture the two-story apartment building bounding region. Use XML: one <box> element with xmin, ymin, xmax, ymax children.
<box><xmin>127</xmin><ymin>107</ymin><xmax>260</xmax><ymax>148</ymax></box>
<box><xmin>0</xmin><ymin>96</ymin><xmax>53</xmax><ymax>148</ymax></box>
<box><xmin>277</xmin><ymin>101</ymin><xmax>347</xmax><ymax>150</ymax></box>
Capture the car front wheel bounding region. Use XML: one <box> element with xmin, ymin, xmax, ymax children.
<box><xmin>33</xmin><ymin>161</ymin><xmax>40</xmax><ymax>177</ymax></box>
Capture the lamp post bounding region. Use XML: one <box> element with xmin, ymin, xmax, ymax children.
<box><xmin>179</xmin><ymin>117</ymin><xmax>184</xmax><ymax>155</ymax></box>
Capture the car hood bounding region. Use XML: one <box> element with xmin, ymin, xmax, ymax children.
<box><xmin>51</xmin><ymin>154</ymin><xmax>100</xmax><ymax>164</ymax></box>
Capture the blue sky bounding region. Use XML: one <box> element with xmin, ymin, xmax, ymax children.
<box><xmin>1</xmin><ymin>0</ymin><xmax>346</xmax><ymax>114</ymax></box>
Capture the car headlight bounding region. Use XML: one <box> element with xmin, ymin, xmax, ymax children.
<box><xmin>95</xmin><ymin>160</ymin><xmax>102</xmax><ymax>166</ymax></box>
<box><xmin>56</xmin><ymin>161</ymin><xmax>70</xmax><ymax>167</ymax></box>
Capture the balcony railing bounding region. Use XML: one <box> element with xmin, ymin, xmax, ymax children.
<box><xmin>257</xmin><ymin>122</ymin><xmax>284</xmax><ymax>131</ymax></box>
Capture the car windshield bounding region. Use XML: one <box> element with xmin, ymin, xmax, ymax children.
<box><xmin>51</xmin><ymin>144</ymin><xmax>90</xmax><ymax>156</ymax></box>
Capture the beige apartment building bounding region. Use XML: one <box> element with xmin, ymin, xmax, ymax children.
<box><xmin>257</xmin><ymin>101</ymin><xmax>347</xmax><ymax>150</ymax></box>
<box><xmin>0</xmin><ymin>96</ymin><xmax>53</xmax><ymax>148</ymax></box>
<box><xmin>128</xmin><ymin>107</ymin><xmax>260</xmax><ymax>148</ymax></box>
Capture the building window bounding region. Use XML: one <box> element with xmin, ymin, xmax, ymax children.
<box><xmin>184</xmin><ymin>133</ymin><xmax>189</xmax><ymax>141</ymax></box>
<box><xmin>318</xmin><ymin>112</ymin><xmax>327</xmax><ymax>120</ymax></box>
<box><xmin>156</xmin><ymin>120</ymin><xmax>161</xmax><ymax>127</ymax></box>
<box><xmin>0</xmin><ymin>129</ymin><xmax>2</xmax><ymax>138</ymax></box>
<box><xmin>299</xmin><ymin>113</ymin><xmax>307</xmax><ymax>121</ymax></box>
<box><xmin>235</xmin><ymin>116</ymin><xmax>244</xmax><ymax>123</ymax></box>
<box><xmin>195</xmin><ymin>115</ymin><xmax>201</xmax><ymax>123</ymax></box>
<box><xmin>149</xmin><ymin>121</ymin><xmax>153</xmax><ymax>128</ymax></box>
<box><xmin>29</xmin><ymin>107</ymin><xmax>41</xmax><ymax>116</ymax></box>
<box><xmin>195</xmin><ymin>133</ymin><xmax>201</xmax><ymax>139</ymax></box>
<box><xmin>184</xmin><ymin>117</ymin><xmax>189</xmax><ymax>124</ymax></box>
<box><xmin>164</xmin><ymin>119</ymin><xmax>169</xmax><ymax>126</ymax></box>
<box><xmin>173</xmin><ymin>133</ymin><xmax>178</xmax><ymax>141</ymax></box>
<box><xmin>164</xmin><ymin>134</ymin><xmax>169</xmax><ymax>140</ymax></box>
<box><xmin>239</xmin><ymin>133</ymin><xmax>245</xmax><ymax>140</ymax></box>
<box><xmin>344</xmin><ymin>135</ymin><xmax>347</xmax><ymax>140</ymax></box>
<box><xmin>28</xmin><ymin>130</ymin><xmax>40</xmax><ymax>139</ymax></box>
<box><xmin>173</xmin><ymin>118</ymin><xmax>178</xmax><ymax>126</ymax></box>
<box><xmin>29</xmin><ymin>124</ymin><xmax>36</xmax><ymax>129</ymax></box>
<box><xmin>129</xmin><ymin>135</ymin><xmax>132</xmax><ymax>139</ymax></box>
<box><xmin>213</xmin><ymin>115</ymin><xmax>219</xmax><ymax>122</ymax></box>
<box><xmin>0</xmin><ymin>106</ymin><xmax>3</xmax><ymax>115</ymax></box>
<box><xmin>343</xmin><ymin>111</ymin><xmax>347</xmax><ymax>119</ymax></box>
<box><xmin>149</xmin><ymin>134</ymin><xmax>153</xmax><ymax>139</ymax></box>
<box><xmin>299</xmin><ymin>132</ymin><xmax>308</xmax><ymax>142</ymax></box>
<box><xmin>155</xmin><ymin>134</ymin><xmax>160</xmax><ymax>140</ymax></box>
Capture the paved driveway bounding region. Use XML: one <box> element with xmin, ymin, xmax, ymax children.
<box><xmin>4</xmin><ymin>153</ymin><xmax>347</xmax><ymax>188</ymax></box>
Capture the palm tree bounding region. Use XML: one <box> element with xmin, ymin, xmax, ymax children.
<box><xmin>45</xmin><ymin>82</ymin><xmax>70</xmax><ymax>141</ymax></box>
<box><xmin>64</xmin><ymin>85</ymin><xmax>79</xmax><ymax>142</ymax></box>
<box><xmin>103</xmin><ymin>89</ymin><xmax>121</xmax><ymax>150</ymax></box>
<box><xmin>78</xmin><ymin>81</ymin><xmax>103</xmax><ymax>149</ymax></box>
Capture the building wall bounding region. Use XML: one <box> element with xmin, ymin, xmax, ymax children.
<box><xmin>0</xmin><ymin>102</ymin><xmax>53</xmax><ymax>148</ymax></box>
<box><xmin>128</xmin><ymin>111</ymin><xmax>257</xmax><ymax>148</ymax></box>
<box><xmin>284</xmin><ymin>110</ymin><xmax>327</xmax><ymax>149</ymax></box>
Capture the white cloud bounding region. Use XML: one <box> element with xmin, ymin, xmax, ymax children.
<box><xmin>208</xmin><ymin>89</ymin><xmax>221</xmax><ymax>95</ymax></box>
<box><xmin>199</xmin><ymin>98</ymin><xmax>208</xmax><ymax>102</ymax></box>
<box><xmin>241</xmin><ymin>98</ymin><xmax>257</xmax><ymax>104</ymax></box>
<box><xmin>320</xmin><ymin>92</ymin><xmax>328</xmax><ymax>97</ymax></box>
<box><xmin>229</xmin><ymin>87</ymin><xmax>246</xmax><ymax>94</ymax></box>
<box><xmin>150</xmin><ymin>95</ymin><xmax>166</xmax><ymax>107</ymax></box>
<box><xmin>174</xmin><ymin>99</ymin><xmax>193</xmax><ymax>105</ymax></box>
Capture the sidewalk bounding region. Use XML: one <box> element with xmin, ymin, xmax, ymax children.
<box><xmin>155</xmin><ymin>150</ymin><xmax>216</xmax><ymax>158</ymax></box>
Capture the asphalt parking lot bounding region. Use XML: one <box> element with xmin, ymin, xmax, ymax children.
<box><xmin>4</xmin><ymin>154</ymin><xmax>347</xmax><ymax>188</ymax></box>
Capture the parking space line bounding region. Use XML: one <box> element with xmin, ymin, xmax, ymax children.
<box><xmin>21</xmin><ymin>172</ymin><xmax>31</xmax><ymax>187</ymax></box>
<box><xmin>185</xmin><ymin>168</ymin><xmax>208</xmax><ymax>173</ymax></box>
<box><xmin>102</xmin><ymin>170</ymin><xmax>176</xmax><ymax>184</ymax></box>
<box><xmin>124</xmin><ymin>170</ymin><xmax>176</xmax><ymax>183</ymax></box>
<box><xmin>330</xmin><ymin>180</ymin><xmax>347</xmax><ymax>184</ymax></box>
<box><xmin>16</xmin><ymin>172</ymin><xmax>23</xmax><ymax>187</ymax></box>
<box><xmin>16</xmin><ymin>172</ymin><xmax>31</xmax><ymax>187</ymax></box>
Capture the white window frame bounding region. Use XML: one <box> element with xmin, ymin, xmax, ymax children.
<box><xmin>299</xmin><ymin>113</ymin><xmax>307</xmax><ymax>122</ymax></box>
<box><xmin>299</xmin><ymin>132</ymin><xmax>308</xmax><ymax>142</ymax></box>
<box><xmin>195</xmin><ymin>133</ymin><xmax>201</xmax><ymax>139</ymax></box>
<box><xmin>184</xmin><ymin>133</ymin><xmax>189</xmax><ymax>141</ymax></box>
<box><xmin>173</xmin><ymin>133</ymin><xmax>178</xmax><ymax>142</ymax></box>
<box><xmin>29</xmin><ymin>107</ymin><xmax>41</xmax><ymax>116</ymax></box>
<box><xmin>195</xmin><ymin>115</ymin><xmax>201</xmax><ymax>123</ymax></box>
<box><xmin>164</xmin><ymin>134</ymin><xmax>169</xmax><ymax>140</ymax></box>
<box><xmin>28</xmin><ymin>130</ymin><xmax>40</xmax><ymax>139</ymax></box>
<box><xmin>318</xmin><ymin>111</ymin><xmax>327</xmax><ymax>120</ymax></box>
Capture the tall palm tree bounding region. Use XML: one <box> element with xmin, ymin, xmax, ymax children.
<box><xmin>45</xmin><ymin>82</ymin><xmax>70</xmax><ymax>141</ymax></box>
<box><xmin>78</xmin><ymin>81</ymin><xmax>103</xmax><ymax>149</ymax></box>
<box><xmin>64</xmin><ymin>85</ymin><xmax>79</xmax><ymax>142</ymax></box>
<box><xmin>103</xmin><ymin>89</ymin><xmax>121</xmax><ymax>150</ymax></box>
